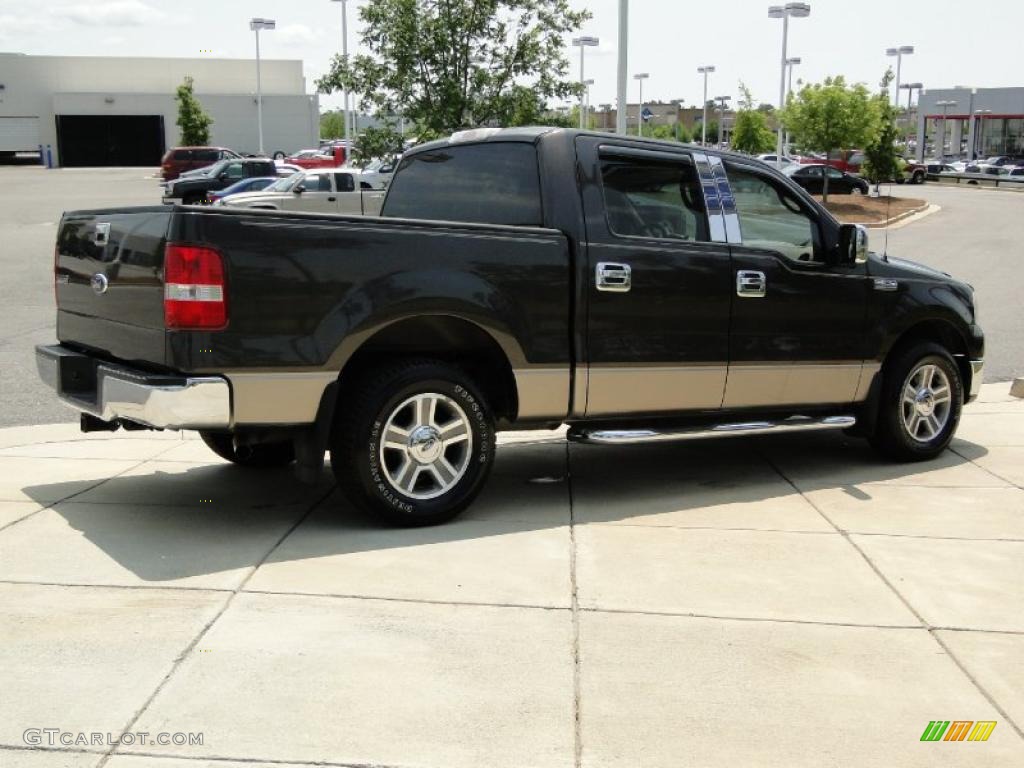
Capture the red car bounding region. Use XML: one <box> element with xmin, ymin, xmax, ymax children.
<box><xmin>799</xmin><ymin>149</ymin><xmax>864</xmax><ymax>174</ymax></box>
<box><xmin>160</xmin><ymin>146</ymin><xmax>241</xmax><ymax>181</ymax></box>
<box><xmin>284</xmin><ymin>146</ymin><xmax>348</xmax><ymax>169</ymax></box>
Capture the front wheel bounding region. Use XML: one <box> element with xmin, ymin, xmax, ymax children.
<box><xmin>330</xmin><ymin>360</ymin><xmax>496</xmax><ymax>526</ymax></box>
<box><xmin>869</xmin><ymin>343</ymin><xmax>963</xmax><ymax>461</ymax></box>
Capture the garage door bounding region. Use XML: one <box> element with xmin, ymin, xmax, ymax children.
<box><xmin>0</xmin><ymin>117</ymin><xmax>40</xmax><ymax>152</ymax></box>
<box><xmin>56</xmin><ymin>115</ymin><xmax>165</xmax><ymax>167</ymax></box>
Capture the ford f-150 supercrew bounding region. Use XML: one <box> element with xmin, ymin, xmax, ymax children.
<box><xmin>37</xmin><ymin>127</ymin><xmax>984</xmax><ymax>526</ymax></box>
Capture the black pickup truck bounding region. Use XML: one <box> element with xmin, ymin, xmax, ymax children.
<box><xmin>162</xmin><ymin>157</ymin><xmax>277</xmax><ymax>206</ymax></box>
<box><xmin>38</xmin><ymin>127</ymin><xmax>984</xmax><ymax>525</ymax></box>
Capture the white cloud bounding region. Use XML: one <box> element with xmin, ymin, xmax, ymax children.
<box><xmin>60</xmin><ymin>1</ymin><xmax>164</xmax><ymax>27</ymax></box>
<box><xmin>276</xmin><ymin>23</ymin><xmax>321</xmax><ymax>46</ymax></box>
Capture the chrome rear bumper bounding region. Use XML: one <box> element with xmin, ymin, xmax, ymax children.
<box><xmin>35</xmin><ymin>344</ymin><xmax>231</xmax><ymax>430</ymax></box>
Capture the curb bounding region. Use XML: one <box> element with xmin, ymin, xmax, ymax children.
<box><xmin>861</xmin><ymin>202</ymin><xmax>937</xmax><ymax>230</ymax></box>
<box><xmin>1012</xmin><ymin>378</ymin><xmax>1024</xmax><ymax>399</ymax></box>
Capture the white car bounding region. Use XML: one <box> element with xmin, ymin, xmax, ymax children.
<box><xmin>358</xmin><ymin>157</ymin><xmax>398</xmax><ymax>189</ymax></box>
<box><xmin>219</xmin><ymin>168</ymin><xmax>384</xmax><ymax>216</ymax></box>
<box><xmin>756</xmin><ymin>153</ymin><xmax>799</xmax><ymax>168</ymax></box>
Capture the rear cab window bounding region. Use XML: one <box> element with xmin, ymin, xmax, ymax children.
<box><xmin>383</xmin><ymin>142</ymin><xmax>542</xmax><ymax>226</ymax></box>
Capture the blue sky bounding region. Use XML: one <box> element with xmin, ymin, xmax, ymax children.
<box><xmin>1</xmin><ymin>0</ymin><xmax>1019</xmax><ymax>112</ymax></box>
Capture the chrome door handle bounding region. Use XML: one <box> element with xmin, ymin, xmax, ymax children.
<box><xmin>736</xmin><ymin>270</ymin><xmax>766</xmax><ymax>297</ymax></box>
<box><xmin>596</xmin><ymin>262</ymin><xmax>632</xmax><ymax>293</ymax></box>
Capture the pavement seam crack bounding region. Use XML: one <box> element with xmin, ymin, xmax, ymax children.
<box><xmin>948</xmin><ymin>443</ymin><xmax>1023</xmax><ymax>490</ymax></box>
<box><xmin>94</xmin><ymin>483</ymin><xmax>336</xmax><ymax>768</ymax></box>
<box><xmin>566</xmin><ymin>440</ymin><xmax>582</xmax><ymax>768</ymax></box>
<box><xmin>764</xmin><ymin>451</ymin><xmax>1024</xmax><ymax>741</ymax></box>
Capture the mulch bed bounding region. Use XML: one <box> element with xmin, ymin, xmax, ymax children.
<box><xmin>814</xmin><ymin>195</ymin><xmax>927</xmax><ymax>226</ymax></box>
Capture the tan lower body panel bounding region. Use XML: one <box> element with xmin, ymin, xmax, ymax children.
<box><xmin>225</xmin><ymin>371</ymin><xmax>337</xmax><ymax>425</ymax></box>
<box><xmin>585</xmin><ymin>365</ymin><xmax>728</xmax><ymax>417</ymax></box>
<box><xmin>722</xmin><ymin>362</ymin><xmax>865</xmax><ymax>409</ymax></box>
<box><xmin>512</xmin><ymin>367</ymin><xmax>571</xmax><ymax>420</ymax></box>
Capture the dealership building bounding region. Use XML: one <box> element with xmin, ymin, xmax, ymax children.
<box><xmin>0</xmin><ymin>53</ymin><xmax>319</xmax><ymax>166</ymax></box>
<box><xmin>916</xmin><ymin>86</ymin><xmax>1024</xmax><ymax>160</ymax></box>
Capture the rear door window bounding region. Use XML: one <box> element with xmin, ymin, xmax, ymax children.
<box><xmin>173</xmin><ymin>149</ymin><xmax>191</xmax><ymax>160</ymax></box>
<box><xmin>384</xmin><ymin>142</ymin><xmax>541</xmax><ymax>226</ymax></box>
<box><xmin>334</xmin><ymin>173</ymin><xmax>355</xmax><ymax>192</ymax></box>
<box><xmin>194</xmin><ymin>149</ymin><xmax>219</xmax><ymax>162</ymax></box>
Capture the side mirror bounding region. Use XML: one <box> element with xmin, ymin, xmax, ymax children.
<box><xmin>837</xmin><ymin>223</ymin><xmax>869</xmax><ymax>265</ymax></box>
<box><xmin>293</xmin><ymin>184</ymin><xmax>305</xmax><ymax>194</ymax></box>
<box><xmin>218</xmin><ymin>172</ymin><xmax>228</xmax><ymax>181</ymax></box>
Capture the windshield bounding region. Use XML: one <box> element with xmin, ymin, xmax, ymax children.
<box><xmin>265</xmin><ymin>172</ymin><xmax>304</xmax><ymax>192</ymax></box>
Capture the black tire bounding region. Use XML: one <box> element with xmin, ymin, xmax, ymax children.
<box><xmin>200</xmin><ymin>432</ymin><xmax>296</xmax><ymax>467</ymax></box>
<box><xmin>330</xmin><ymin>359</ymin><xmax>496</xmax><ymax>526</ymax></box>
<box><xmin>183</xmin><ymin>193</ymin><xmax>206</xmax><ymax>206</ymax></box>
<box><xmin>869</xmin><ymin>342</ymin><xmax>963</xmax><ymax>462</ymax></box>
<box><xmin>912</xmin><ymin>170</ymin><xmax>925</xmax><ymax>184</ymax></box>
<box><xmin>272</xmin><ymin>150</ymin><xmax>286</xmax><ymax>160</ymax></box>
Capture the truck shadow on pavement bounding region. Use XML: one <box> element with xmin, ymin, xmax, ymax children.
<box><xmin>12</xmin><ymin>431</ymin><xmax>993</xmax><ymax>586</ymax></box>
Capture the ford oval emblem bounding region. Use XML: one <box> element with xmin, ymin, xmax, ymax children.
<box><xmin>91</xmin><ymin>273</ymin><xmax>109</xmax><ymax>295</ymax></box>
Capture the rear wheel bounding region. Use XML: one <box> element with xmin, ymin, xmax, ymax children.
<box><xmin>912</xmin><ymin>170</ymin><xmax>925</xmax><ymax>184</ymax></box>
<box><xmin>330</xmin><ymin>359</ymin><xmax>495</xmax><ymax>526</ymax></box>
<box><xmin>199</xmin><ymin>432</ymin><xmax>295</xmax><ymax>467</ymax></box>
<box><xmin>869</xmin><ymin>343</ymin><xmax>963</xmax><ymax>461</ymax></box>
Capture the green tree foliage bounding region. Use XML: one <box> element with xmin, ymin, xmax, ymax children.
<box><xmin>731</xmin><ymin>83</ymin><xmax>775</xmax><ymax>155</ymax></box>
<box><xmin>320</xmin><ymin>110</ymin><xmax>346</xmax><ymax>140</ymax></box>
<box><xmin>779</xmin><ymin>75</ymin><xmax>881</xmax><ymax>201</ymax></box>
<box><xmin>694</xmin><ymin>119</ymin><xmax>719</xmax><ymax>144</ymax></box>
<box><xmin>862</xmin><ymin>69</ymin><xmax>903</xmax><ymax>191</ymax></box>
<box><xmin>175</xmin><ymin>77</ymin><xmax>213</xmax><ymax>146</ymax></box>
<box><xmin>649</xmin><ymin>123</ymin><xmax>692</xmax><ymax>143</ymax></box>
<box><xmin>317</xmin><ymin>0</ymin><xmax>590</xmax><ymax>165</ymax></box>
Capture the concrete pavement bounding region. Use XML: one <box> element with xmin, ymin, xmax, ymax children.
<box><xmin>1</xmin><ymin>382</ymin><xmax>1022</xmax><ymax>767</ymax></box>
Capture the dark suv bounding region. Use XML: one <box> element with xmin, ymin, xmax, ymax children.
<box><xmin>161</xmin><ymin>147</ymin><xmax>241</xmax><ymax>181</ymax></box>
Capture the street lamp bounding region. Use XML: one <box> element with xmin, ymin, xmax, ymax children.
<box><xmin>785</xmin><ymin>57</ymin><xmax>801</xmax><ymax>151</ymax></box>
<box><xmin>768</xmin><ymin>3</ymin><xmax>810</xmax><ymax>169</ymax></box>
<box><xmin>249</xmin><ymin>17</ymin><xmax>276</xmax><ymax>156</ymax></box>
<box><xmin>715</xmin><ymin>95</ymin><xmax>731</xmax><ymax>149</ymax></box>
<box><xmin>633</xmin><ymin>72</ymin><xmax>649</xmax><ymax>136</ymax></box>
<box><xmin>582</xmin><ymin>78</ymin><xmax>595</xmax><ymax>128</ymax></box>
<box><xmin>616</xmin><ymin>0</ymin><xmax>628</xmax><ymax>134</ymax></box>
<box><xmin>572</xmin><ymin>36</ymin><xmax>599</xmax><ymax>130</ymax></box>
<box><xmin>885</xmin><ymin>45</ymin><xmax>914</xmax><ymax>107</ymax></box>
<box><xmin>330</xmin><ymin>0</ymin><xmax>354</xmax><ymax>150</ymax></box>
<box><xmin>935</xmin><ymin>99</ymin><xmax>957</xmax><ymax>161</ymax></box>
<box><xmin>697</xmin><ymin>65</ymin><xmax>715</xmax><ymax>146</ymax></box>
<box><xmin>901</xmin><ymin>81</ymin><xmax>922</xmax><ymax>111</ymax></box>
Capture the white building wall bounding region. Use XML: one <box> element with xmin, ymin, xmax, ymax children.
<box><xmin>0</xmin><ymin>53</ymin><xmax>317</xmax><ymax>162</ymax></box>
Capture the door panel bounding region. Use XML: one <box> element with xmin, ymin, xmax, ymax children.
<box><xmin>723</xmin><ymin>161</ymin><xmax>870</xmax><ymax>408</ymax></box>
<box><xmin>577</xmin><ymin>138</ymin><xmax>732</xmax><ymax>417</ymax></box>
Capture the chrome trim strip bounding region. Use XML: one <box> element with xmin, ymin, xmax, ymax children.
<box><xmin>968</xmin><ymin>359</ymin><xmax>984</xmax><ymax>402</ymax></box>
<box><xmin>569</xmin><ymin>415</ymin><xmax>856</xmax><ymax>445</ymax></box>
<box><xmin>512</xmin><ymin>367</ymin><xmax>571</xmax><ymax>421</ymax></box>
<box><xmin>707</xmin><ymin>155</ymin><xmax>743</xmax><ymax>244</ymax></box>
<box><xmin>693</xmin><ymin>152</ymin><xmax>727</xmax><ymax>243</ymax></box>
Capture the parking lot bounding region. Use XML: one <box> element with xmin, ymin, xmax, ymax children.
<box><xmin>1</xmin><ymin>166</ymin><xmax>1023</xmax><ymax>766</ymax></box>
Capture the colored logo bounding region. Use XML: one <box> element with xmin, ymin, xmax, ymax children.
<box><xmin>921</xmin><ymin>721</ymin><xmax>997</xmax><ymax>742</ymax></box>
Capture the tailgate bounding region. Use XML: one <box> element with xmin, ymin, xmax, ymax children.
<box><xmin>55</xmin><ymin>207</ymin><xmax>171</xmax><ymax>367</ymax></box>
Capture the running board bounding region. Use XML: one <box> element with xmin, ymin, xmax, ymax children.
<box><xmin>567</xmin><ymin>415</ymin><xmax>856</xmax><ymax>445</ymax></box>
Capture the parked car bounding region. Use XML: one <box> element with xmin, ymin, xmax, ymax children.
<box><xmin>965</xmin><ymin>156</ymin><xmax>1018</xmax><ymax>174</ymax></box>
<box><xmin>162</xmin><ymin>158</ymin><xmax>277</xmax><ymax>205</ymax></box>
<box><xmin>756</xmin><ymin>153</ymin><xmax>799</xmax><ymax>168</ymax></box>
<box><xmin>207</xmin><ymin>176</ymin><xmax>278</xmax><ymax>204</ymax></box>
<box><xmin>784</xmin><ymin>163</ymin><xmax>870</xmax><ymax>195</ymax></box>
<box><xmin>38</xmin><ymin>127</ymin><xmax>983</xmax><ymax>526</ymax></box>
<box><xmin>274</xmin><ymin>162</ymin><xmax>304</xmax><ymax>177</ymax></box>
<box><xmin>799</xmin><ymin>148</ymin><xmax>864</xmax><ymax>174</ymax></box>
<box><xmin>358</xmin><ymin>157</ymin><xmax>398</xmax><ymax>189</ymax></box>
<box><xmin>284</xmin><ymin>146</ymin><xmax>348</xmax><ymax>169</ymax></box>
<box><xmin>160</xmin><ymin>147</ymin><xmax>241</xmax><ymax>181</ymax></box>
<box><xmin>220</xmin><ymin>168</ymin><xmax>384</xmax><ymax>215</ymax></box>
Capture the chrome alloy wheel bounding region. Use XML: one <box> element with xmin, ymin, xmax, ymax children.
<box><xmin>378</xmin><ymin>392</ymin><xmax>472</xmax><ymax>500</ymax></box>
<box><xmin>901</xmin><ymin>363</ymin><xmax>953</xmax><ymax>443</ymax></box>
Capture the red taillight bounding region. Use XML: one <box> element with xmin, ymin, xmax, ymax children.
<box><xmin>163</xmin><ymin>243</ymin><xmax>227</xmax><ymax>330</ymax></box>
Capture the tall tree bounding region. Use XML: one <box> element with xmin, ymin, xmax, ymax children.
<box><xmin>731</xmin><ymin>83</ymin><xmax>775</xmax><ymax>155</ymax></box>
<box><xmin>317</xmin><ymin>0</ymin><xmax>590</xmax><ymax>165</ymax></box>
<box><xmin>780</xmin><ymin>75</ymin><xmax>880</xmax><ymax>201</ymax></box>
<box><xmin>175</xmin><ymin>77</ymin><xmax>213</xmax><ymax>146</ymax></box>
<box><xmin>320</xmin><ymin>110</ymin><xmax>347</xmax><ymax>140</ymax></box>
<box><xmin>862</xmin><ymin>69</ymin><xmax>903</xmax><ymax>193</ymax></box>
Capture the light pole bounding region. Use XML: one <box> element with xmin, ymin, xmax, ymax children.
<box><xmin>616</xmin><ymin>0</ymin><xmax>628</xmax><ymax>134</ymax></box>
<box><xmin>249</xmin><ymin>17</ymin><xmax>276</xmax><ymax>156</ymax></box>
<box><xmin>572</xmin><ymin>36</ymin><xmax>599</xmax><ymax>130</ymax></box>
<box><xmin>900</xmin><ymin>82</ymin><xmax>922</xmax><ymax>146</ymax></box>
<box><xmin>715</xmin><ymin>95</ymin><xmax>731</xmax><ymax>148</ymax></box>
<box><xmin>329</xmin><ymin>0</ymin><xmax>354</xmax><ymax>151</ymax></box>
<box><xmin>697</xmin><ymin>65</ymin><xmax>715</xmax><ymax>146</ymax></box>
<box><xmin>885</xmin><ymin>45</ymin><xmax>914</xmax><ymax>107</ymax></box>
<box><xmin>785</xmin><ymin>56</ymin><xmax>800</xmax><ymax>152</ymax></box>
<box><xmin>935</xmin><ymin>99</ymin><xmax>957</xmax><ymax>161</ymax></box>
<box><xmin>582</xmin><ymin>79</ymin><xmax>595</xmax><ymax>128</ymax></box>
<box><xmin>634</xmin><ymin>72</ymin><xmax>649</xmax><ymax>136</ymax></box>
<box><xmin>768</xmin><ymin>3</ymin><xmax>810</xmax><ymax>169</ymax></box>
